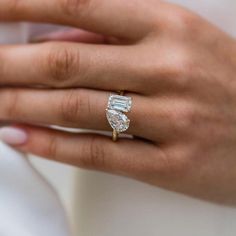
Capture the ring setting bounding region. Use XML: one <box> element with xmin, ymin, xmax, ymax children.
<box><xmin>106</xmin><ymin>93</ymin><xmax>132</xmax><ymax>141</ymax></box>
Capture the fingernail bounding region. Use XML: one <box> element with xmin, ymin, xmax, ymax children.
<box><xmin>0</xmin><ymin>127</ymin><xmax>28</xmax><ymax>145</ymax></box>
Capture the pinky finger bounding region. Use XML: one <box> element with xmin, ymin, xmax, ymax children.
<box><xmin>0</xmin><ymin>125</ymin><xmax>164</xmax><ymax>177</ymax></box>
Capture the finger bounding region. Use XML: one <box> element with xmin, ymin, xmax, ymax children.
<box><xmin>30</xmin><ymin>29</ymin><xmax>106</xmax><ymax>44</ymax></box>
<box><xmin>0</xmin><ymin>88</ymin><xmax>173</xmax><ymax>141</ymax></box>
<box><xmin>0</xmin><ymin>88</ymin><xmax>144</xmax><ymax>136</ymax></box>
<box><xmin>1</xmin><ymin>42</ymin><xmax>142</xmax><ymax>93</ymax></box>
<box><xmin>0</xmin><ymin>125</ymin><xmax>165</xmax><ymax>176</ymax></box>
<box><xmin>0</xmin><ymin>0</ymin><xmax>157</xmax><ymax>39</ymax></box>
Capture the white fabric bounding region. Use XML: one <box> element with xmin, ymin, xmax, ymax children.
<box><xmin>0</xmin><ymin>142</ymin><xmax>70</xmax><ymax>236</ymax></box>
<box><xmin>0</xmin><ymin>1</ymin><xmax>236</xmax><ymax>236</ymax></box>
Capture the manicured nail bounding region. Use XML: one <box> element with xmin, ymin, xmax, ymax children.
<box><xmin>0</xmin><ymin>127</ymin><xmax>28</xmax><ymax>145</ymax></box>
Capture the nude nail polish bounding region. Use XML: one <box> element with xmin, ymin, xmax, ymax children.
<box><xmin>0</xmin><ymin>127</ymin><xmax>28</xmax><ymax>145</ymax></box>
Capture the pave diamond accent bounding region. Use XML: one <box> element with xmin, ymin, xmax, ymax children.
<box><xmin>108</xmin><ymin>95</ymin><xmax>132</xmax><ymax>113</ymax></box>
<box><xmin>106</xmin><ymin>109</ymin><xmax>130</xmax><ymax>132</ymax></box>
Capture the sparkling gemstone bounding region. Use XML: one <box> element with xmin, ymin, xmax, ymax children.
<box><xmin>108</xmin><ymin>95</ymin><xmax>132</xmax><ymax>113</ymax></box>
<box><xmin>106</xmin><ymin>109</ymin><xmax>130</xmax><ymax>132</ymax></box>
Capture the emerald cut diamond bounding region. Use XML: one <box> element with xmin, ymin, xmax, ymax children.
<box><xmin>108</xmin><ymin>95</ymin><xmax>132</xmax><ymax>113</ymax></box>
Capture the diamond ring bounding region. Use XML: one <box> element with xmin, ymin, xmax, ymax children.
<box><xmin>106</xmin><ymin>91</ymin><xmax>132</xmax><ymax>141</ymax></box>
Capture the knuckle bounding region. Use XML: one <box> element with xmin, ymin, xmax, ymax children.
<box><xmin>170</xmin><ymin>46</ymin><xmax>191</xmax><ymax>72</ymax></box>
<box><xmin>60</xmin><ymin>0</ymin><xmax>92</xmax><ymax>17</ymax></box>
<box><xmin>170</xmin><ymin>103</ymin><xmax>197</xmax><ymax>131</ymax></box>
<box><xmin>3</xmin><ymin>90</ymin><xmax>21</xmax><ymax>119</ymax></box>
<box><xmin>60</xmin><ymin>90</ymin><xmax>90</xmax><ymax>124</ymax></box>
<box><xmin>153</xmin><ymin>151</ymin><xmax>175</xmax><ymax>176</ymax></box>
<box><xmin>147</xmin><ymin>46</ymin><xmax>192</xmax><ymax>86</ymax></box>
<box><xmin>165</xmin><ymin>7</ymin><xmax>201</xmax><ymax>34</ymax></box>
<box><xmin>164</xmin><ymin>149</ymin><xmax>191</xmax><ymax>178</ymax></box>
<box><xmin>80</xmin><ymin>137</ymin><xmax>106</xmax><ymax>169</ymax></box>
<box><xmin>169</xmin><ymin>155</ymin><xmax>191</xmax><ymax>177</ymax></box>
<box><xmin>162</xmin><ymin>48</ymin><xmax>193</xmax><ymax>89</ymax></box>
<box><xmin>44</xmin><ymin>44</ymin><xmax>79</xmax><ymax>85</ymax></box>
<box><xmin>151</xmin><ymin>148</ymin><xmax>190</xmax><ymax>178</ymax></box>
<box><xmin>170</xmin><ymin>49</ymin><xmax>193</xmax><ymax>87</ymax></box>
<box><xmin>43</xmin><ymin>135</ymin><xmax>58</xmax><ymax>158</ymax></box>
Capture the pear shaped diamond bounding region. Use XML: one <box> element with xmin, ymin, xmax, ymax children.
<box><xmin>106</xmin><ymin>109</ymin><xmax>130</xmax><ymax>132</ymax></box>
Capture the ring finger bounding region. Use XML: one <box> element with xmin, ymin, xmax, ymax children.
<box><xmin>0</xmin><ymin>88</ymin><xmax>159</xmax><ymax>139</ymax></box>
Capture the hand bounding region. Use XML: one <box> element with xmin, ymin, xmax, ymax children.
<box><xmin>0</xmin><ymin>0</ymin><xmax>236</xmax><ymax>205</ymax></box>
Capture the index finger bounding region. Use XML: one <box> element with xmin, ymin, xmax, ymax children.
<box><xmin>0</xmin><ymin>0</ymin><xmax>157</xmax><ymax>39</ymax></box>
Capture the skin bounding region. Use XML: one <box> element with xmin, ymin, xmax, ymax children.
<box><xmin>0</xmin><ymin>0</ymin><xmax>236</xmax><ymax>205</ymax></box>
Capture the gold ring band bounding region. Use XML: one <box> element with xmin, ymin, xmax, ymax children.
<box><xmin>112</xmin><ymin>130</ymin><xmax>119</xmax><ymax>142</ymax></box>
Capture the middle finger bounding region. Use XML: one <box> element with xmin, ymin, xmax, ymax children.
<box><xmin>1</xmin><ymin>42</ymin><xmax>142</xmax><ymax>93</ymax></box>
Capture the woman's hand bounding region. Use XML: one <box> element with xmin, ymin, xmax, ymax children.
<box><xmin>1</xmin><ymin>0</ymin><xmax>236</xmax><ymax>204</ymax></box>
